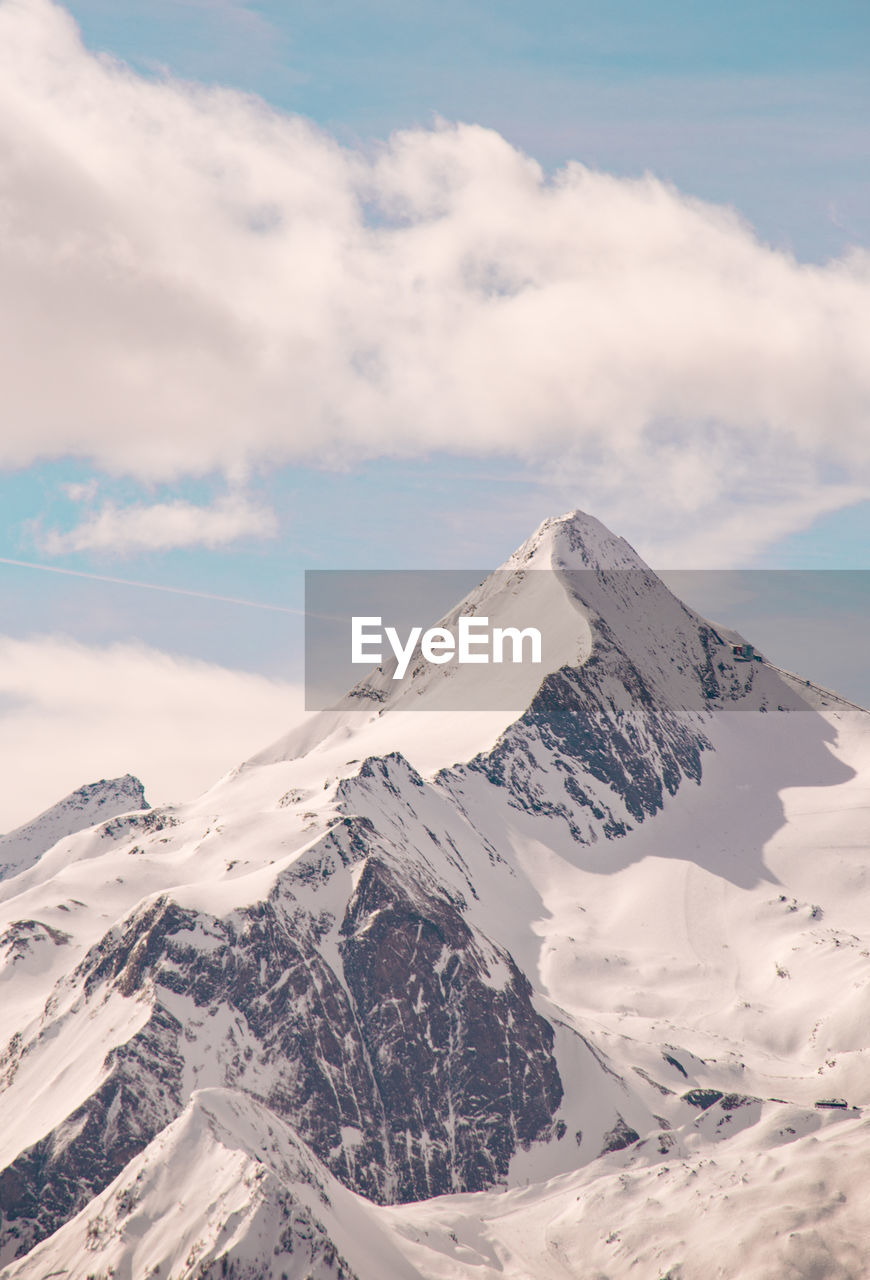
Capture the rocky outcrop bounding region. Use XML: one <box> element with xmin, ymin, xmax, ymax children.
<box><xmin>465</xmin><ymin>643</ymin><xmax>708</xmax><ymax>843</ymax></box>
<box><xmin>340</xmin><ymin>855</ymin><xmax>562</xmax><ymax>1201</ymax></box>
<box><xmin>0</xmin><ymin>804</ymin><xmax>563</xmax><ymax>1258</ymax></box>
<box><xmin>0</xmin><ymin>1001</ymin><xmax>183</xmax><ymax>1261</ymax></box>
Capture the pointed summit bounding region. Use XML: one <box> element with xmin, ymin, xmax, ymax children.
<box><xmin>506</xmin><ymin>509</ymin><xmax>646</xmax><ymax>573</ymax></box>
<box><xmin>251</xmin><ymin>509</ymin><xmax>801</xmax><ymax>779</ymax></box>
<box><xmin>0</xmin><ymin>774</ymin><xmax>149</xmax><ymax>883</ymax></box>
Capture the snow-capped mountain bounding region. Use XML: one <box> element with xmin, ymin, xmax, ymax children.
<box><xmin>1</xmin><ymin>511</ymin><xmax>868</xmax><ymax>1279</ymax></box>
<box><xmin>0</xmin><ymin>774</ymin><xmax>148</xmax><ymax>883</ymax></box>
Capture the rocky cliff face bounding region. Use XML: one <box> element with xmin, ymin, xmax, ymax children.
<box><xmin>464</xmin><ymin>653</ymin><xmax>708</xmax><ymax>842</ymax></box>
<box><xmin>0</xmin><ymin>762</ymin><xmax>564</xmax><ymax>1261</ymax></box>
<box><xmin>339</xmin><ymin>852</ymin><xmax>562</xmax><ymax>1201</ymax></box>
<box><xmin>0</xmin><ymin>998</ymin><xmax>184</xmax><ymax>1261</ymax></box>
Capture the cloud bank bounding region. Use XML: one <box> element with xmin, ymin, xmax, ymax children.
<box><xmin>1</xmin><ymin>0</ymin><xmax>870</xmax><ymax>552</ymax></box>
<box><xmin>0</xmin><ymin>635</ymin><xmax>303</xmax><ymax>829</ymax></box>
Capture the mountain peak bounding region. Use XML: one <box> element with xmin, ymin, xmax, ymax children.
<box><xmin>0</xmin><ymin>774</ymin><xmax>149</xmax><ymax>884</ymax></box>
<box><xmin>0</xmin><ymin>511</ymin><xmax>857</xmax><ymax>1280</ymax></box>
<box><xmin>507</xmin><ymin>509</ymin><xmax>646</xmax><ymax>574</ymax></box>
<box><xmin>250</xmin><ymin>507</ymin><xmax>796</xmax><ymax>776</ymax></box>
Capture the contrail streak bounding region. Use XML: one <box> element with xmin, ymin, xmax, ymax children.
<box><xmin>0</xmin><ymin>556</ymin><xmax>305</xmax><ymax>615</ymax></box>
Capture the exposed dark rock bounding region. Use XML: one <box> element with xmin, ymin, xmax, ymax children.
<box><xmin>662</xmin><ymin>1052</ymin><xmax>688</xmax><ymax>1078</ymax></box>
<box><xmin>0</xmin><ymin>1002</ymin><xmax>184</xmax><ymax>1260</ymax></box>
<box><xmin>467</xmin><ymin>632</ymin><xmax>708</xmax><ymax>842</ymax></box>
<box><xmin>720</xmin><ymin>1093</ymin><xmax>759</xmax><ymax>1111</ymax></box>
<box><xmin>600</xmin><ymin>1115</ymin><xmax>640</xmax><ymax>1154</ymax></box>
<box><xmin>682</xmin><ymin>1089</ymin><xmax>724</xmax><ymax>1111</ymax></box>
<box><xmin>632</xmin><ymin>1066</ymin><xmax>674</xmax><ymax>1096</ymax></box>
<box><xmin>340</xmin><ymin>856</ymin><xmax>562</xmax><ymax>1200</ymax></box>
<box><xmin>0</xmin><ymin>920</ymin><xmax>71</xmax><ymax>964</ymax></box>
<box><xmin>0</xmin><ymin>805</ymin><xmax>564</xmax><ymax>1255</ymax></box>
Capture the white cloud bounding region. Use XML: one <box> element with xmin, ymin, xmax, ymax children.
<box><xmin>1</xmin><ymin>1</ymin><xmax>870</xmax><ymax>556</ymax></box>
<box><xmin>0</xmin><ymin>634</ymin><xmax>304</xmax><ymax>830</ymax></box>
<box><xmin>40</xmin><ymin>493</ymin><xmax>277</xmax><ymax>554</ymax></box>
<box><xmin>62</xmin><ymin>479</ymin><xmax>99</xmax><ymax>503</ymax></box>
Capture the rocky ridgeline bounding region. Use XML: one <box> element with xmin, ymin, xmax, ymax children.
<box><xmin>0</xmin><ymin>775</ymin><xmax>563</xmax><ymax>1260</ymax></box>
<box><xmin>0</xmin><ymin>774</ymin><xmax>149</xmax><ymax>884</ymax></box>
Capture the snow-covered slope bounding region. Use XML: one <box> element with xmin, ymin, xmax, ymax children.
<box><xmin>0</xmin><ymin>510</ymin><xmax>868</xmax><ymax>1278</ymax></box>
<box><xmin>3</xmin><ymin>1087</ymin><xmax>419</xmax><ymax>1280</ymax></box>
<box><xmin>0</xmin><ymin>774</ymin><xmax>148</xmax><ymax>883</ymax></box>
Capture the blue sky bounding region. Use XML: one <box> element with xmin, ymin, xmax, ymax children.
<box><xmin>1</xmin><ymin>0</ymin><xmax>869</xmax><ymax>731</ymax></box>
<box><xmin>65</xmin><ymin>0</ymin><xmax>869</xmax><ymax>261</ymax></box>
